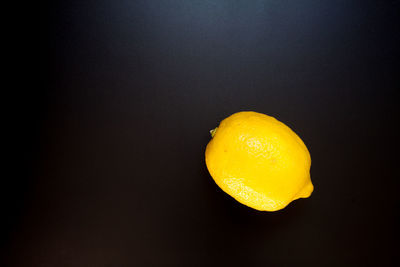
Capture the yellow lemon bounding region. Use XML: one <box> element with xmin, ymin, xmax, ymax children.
<box><xmin>205</xmin><ymin>111</ymin><xmax>313</xmax><ymax>211</ymax></box>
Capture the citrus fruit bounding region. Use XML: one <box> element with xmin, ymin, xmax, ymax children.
<box><xmin>205</xmin><ymin>111</ymin><xmax>313</xmax><ymax>211</ymax></box>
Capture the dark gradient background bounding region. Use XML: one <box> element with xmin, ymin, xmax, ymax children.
<box><xmin>4</xmin><ymin>0</ymin><xmax>399</xmax><ymax>266</ymax></box>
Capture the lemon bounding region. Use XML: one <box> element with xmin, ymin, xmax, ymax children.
<box><xmin>205</xmin><ymin>111</ymin><xmax>313</xmax><ymax>211</ymax></box>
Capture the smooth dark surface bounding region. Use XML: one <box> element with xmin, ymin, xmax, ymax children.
<box><xmin>5</xmin><ymin>1</ymin><xmax>399</xmax><ymax>266</ymax></box>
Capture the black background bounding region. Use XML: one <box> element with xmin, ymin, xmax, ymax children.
<box><xmin>4</xmin><ymin>0</ymin><xmax>399</xmax><ymax>266</ymax></box>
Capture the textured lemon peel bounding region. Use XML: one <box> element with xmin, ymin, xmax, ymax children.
<box><xmin>222</xmin><ymin>178</ymin><xmax>285</xmax><ymax>211</ymax></box>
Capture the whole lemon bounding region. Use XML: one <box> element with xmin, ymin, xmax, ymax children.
<box><xmin>205</xmin><ymin>111</ymin><xmax>313</xmax><ymax>211</ymax></box>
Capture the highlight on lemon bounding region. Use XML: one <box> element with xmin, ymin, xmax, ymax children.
<box><xmin>205</xmin><ymin>111</ymin><xmax>313</xmax><ymax>211</ymax></box>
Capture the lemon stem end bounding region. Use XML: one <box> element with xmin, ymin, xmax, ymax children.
<box><xmin>210</xmin><ymin>127</ymin><xmax>218</xmax><ymax>138</ymax></box>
